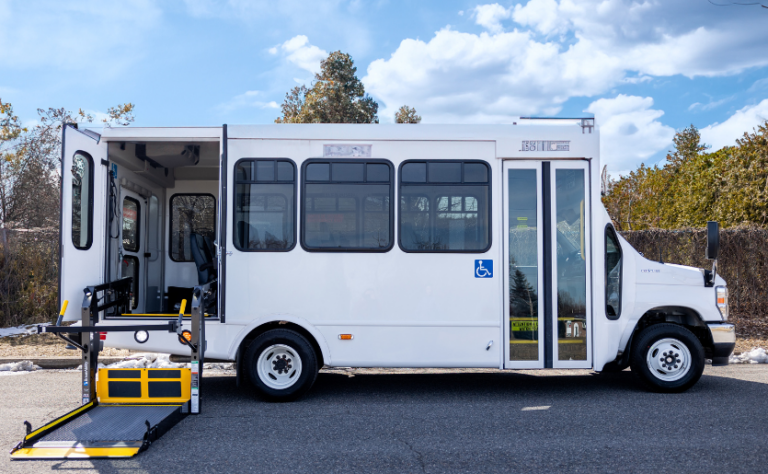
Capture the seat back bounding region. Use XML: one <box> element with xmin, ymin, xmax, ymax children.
<box><xmin>190</xmin><ymin>233</ymin><xmax>214</xmax><ymax>284</ymax></box>
<box><xmin>203</xmin><ymin>235</ymin><xmax>218</xmax><ymax>278</ymax></box>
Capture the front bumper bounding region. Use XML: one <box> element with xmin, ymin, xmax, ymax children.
<box><xmin>707</xmin><ymin>323</ymin><xmax>736</xmax><ymax>366</ymax></box>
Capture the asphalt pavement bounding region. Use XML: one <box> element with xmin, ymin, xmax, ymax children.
<box><xmin>1</xmin><ymin>365</ymin><xmax>767</xmax><ymax>474</ymax></box>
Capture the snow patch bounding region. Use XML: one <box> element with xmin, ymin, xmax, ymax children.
<box><xmin>0</xmin><ymin>323</ymin><xmax>50</xmax><ymax>338</ymax></box>
<box><xmin>92</xmin><ymin>353</ymin><xmax>234</xmax><ymax>371</ymax></box>
<box><xmin>100</xmin><ymin>353</ymin><xmax>186</xmax><ymax>369</ymax></box>
<box><xmin>0</xmin><ymin>360</ymin><xmax>41</xmax><ymax>372</ymax></box>
<box><xmin>729</xmin><ymin>348</ymin><xmax>768</xmax><ymax>364</ymax></box>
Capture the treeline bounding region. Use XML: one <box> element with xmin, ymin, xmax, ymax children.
<box><xmin>603</xmin><ymin>122</ymin><xmax>768</xmax><ymax>230</ymax></box>
<box><xmin>604</xmin><ymin>121</ymin><xmax>768</xmax><ymax>320</ymax></box>
<box><xmin>0</xmin><ymin>100</ymin><xmax>134</xmax><ymax>327</ymax></box>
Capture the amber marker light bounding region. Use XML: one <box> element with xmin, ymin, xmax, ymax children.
<box><xmin>338</xmin><ymin>334</ymin><xmax>353</xmax><ymax>340</ymax></box>
<box><xmin>179</xmin><ymin>330</ymin><xmax>192</xmax><ymax>344</ymax></box>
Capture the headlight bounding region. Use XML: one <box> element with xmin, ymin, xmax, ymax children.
<box><xmin>716</xmin><ymin>286</ymin><xmax>728</xmax><ymax>320</ymax></box>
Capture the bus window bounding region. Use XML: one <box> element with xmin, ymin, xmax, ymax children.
<box><xmin>122</xmin><ymin>197</ymin><xmax>140</xmax><ymax>252</ymax></box>
<box><xmin>301</xmin><ymin>160</ymin><xmax>394</xmax><ymax>251</ymax></box>
<box><xmin>234</xmin><ymin>159</ymin><xmax>296</xmax><ymax>251</ymax></box>
<box><xmin>170</xmin><ymin>194</ymin><xmax>216</xmax><ymax>262</ymax></box>
<box><xmin>71</xmin><ymin>151</ymin><xmax>94</xmax><ymax>249</ymax></box>
<box><xmin>606</xmin><ymin>225</ymin><xmax>622</xmax><ymax>319</ymax></box>
<box><xmin>399</xmin><ymin>160</ymin><xmax>490</xmax><ymax>252</ymax></box>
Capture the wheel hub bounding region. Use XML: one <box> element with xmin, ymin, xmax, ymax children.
<box><xmin>272</xmin><ymin>355</ymin><xmax>292</xmax><ymax>374</ymax></box>
<box><xmin>646</xmin><ymin>338</ymin><xmax>691</xmax><ymax>382</ymax></box>
<box><xmin>661</xmin><ymin>351</ymin><xmax>680</xmax><ymax>370</ymax></box>
<box><xmin>257</xmin><ymin>344</ymin><xmax>303</xmax><ymax>390</ymax></box>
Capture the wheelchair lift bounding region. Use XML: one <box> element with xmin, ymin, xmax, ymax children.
<box><xmin>10</xmin><ymin>279</ymin><xmax>210</xmax><ymax>460</ymax></box>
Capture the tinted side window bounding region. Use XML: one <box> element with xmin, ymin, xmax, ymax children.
<box><xmin>301</xmin><ymin>160</ymin><xmax>394</xmax><ymax>251</ymax></box>
<box><xmin>71</xmin><ymin>151</ymin><xmax>94</xmax><ymax>249</ymax></box>
<box><xmin>234</xmin><ymin>159</ymin><xmax>296</xmax><ymax>251</ymax></box>
<box><xmin>170</xmin><ymin>194</ymin><xmax>216</xmax><ymax>262</ymax></box>
<box><xmin>122</xmin><ymin>197</ymin><xmax>140</xmax><ymax>252</ymax></box>
<box><xmin>399</xmin><ymin>161</ymin><xmax>491</xmax><ymax>252</ymax></box>
<box><xmin>606</xmin><ymin>226</ymin><xmax>622</xmax><ymax>319</ymax></box>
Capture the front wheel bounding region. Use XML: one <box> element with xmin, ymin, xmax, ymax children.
<box><xmin>244</xmin><ymin>329</ymin><xmax>318</xmax><ymax>401</ymax></box>
<box><xmin>630</xmin><ymin>324</ymin><xmax>705</xmax><ymax>393</ymax></box>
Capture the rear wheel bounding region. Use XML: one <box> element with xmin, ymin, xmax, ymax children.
<box><xmin>630</xmin><ymin>324</ymin><xmax>705</xmax><ymax>393</ymax></box>
<box><xmin>245</xmin><ymin>329</ymin><xmax>318</xmax><ymax>401</ymax></box>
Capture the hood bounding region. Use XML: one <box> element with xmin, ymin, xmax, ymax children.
<box><xmin>636</xmin><ymin>260</ymin><xmax>707</xmax><ymax>286</ymax></box>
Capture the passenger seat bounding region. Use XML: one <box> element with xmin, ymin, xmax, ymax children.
<box><xmin>190</xmin><ymin>233</ymin><xmax>216</xmax><ymax>284</ymax></box>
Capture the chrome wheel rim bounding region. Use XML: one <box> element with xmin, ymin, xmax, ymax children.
<box><xmin>257</xmin><ymin>344</ymin><xmax>303</xmax><ymax>390</ymax></box>
<box><xmin>646</xmin><ymin>338</ymin><xmax>691</xmax><ymax>382</ymax></box>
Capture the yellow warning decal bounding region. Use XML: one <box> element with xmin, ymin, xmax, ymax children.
<box><xmin>11</xmin><ymin>447</ymin><xmax>140</xmax><ymax>459</ymax></box>
<box><xmin>510</xmin><ymin>320</ymin><xmax>538</xmax><ymax>332</ymax></box>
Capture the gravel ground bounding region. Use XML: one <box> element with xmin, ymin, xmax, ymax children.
<box><xmin>0</xmin><ymin>333</ymin><xmax>131</xmax><ymax>358</ymax></box>
<box><xmin>2</xmin><ymin>365</ymin><xmax>768</xmax><ymax>473</ymax></box>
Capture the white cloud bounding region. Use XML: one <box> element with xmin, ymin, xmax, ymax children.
<box><xmin>701</xmin><ymin>99</ymin><xmax>768</xmax><ymax>151</ymax></box>
<box><xmin>365</xmin><ymin>28</ymin><xmax>625</xmax><ymax>123</ymax></box>
<box><xmin>688</xmin><ymin>96</ymin><xmax>732</xmax><ymax>112</ymax></box>
<box><xmin>586</xmin><ymin>95</ymin><xmax>675</xmax><ymax>174</ymax></box>
<box><xmin>512</xmin><ymin>0</ymin><xmax>568</xmax><ymax>36</ymax></box>
<box><xmin>274</xmin><ymin>35</ymin><xmax>328</xmax><ymax>75</ymax></box>
<box><xmin>364</xmin><ymin>0</ymin><xmax>768</xmax><ymax>125</ymax></box>
<box><xmin>217</xmin><ymin>91</ymin><xmax>280</xmax><ymax>113</ymax></box>
<box><xmin>748</xmin><ymin>77</ymin><xmax>768</xmax><ymax>92</ymax></box>
<box><xmin>473</xmin><ymin>3</ymin><xmax>512</xmax><ymax>34</ymax></box>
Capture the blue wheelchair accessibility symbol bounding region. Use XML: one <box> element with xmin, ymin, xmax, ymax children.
<box><xmin>475</xmin><ymin>260</ymin><xmax>493</xmax><ymax>278</ymax></box>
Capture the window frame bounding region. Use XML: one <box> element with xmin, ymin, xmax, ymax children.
<box><xmin>232</xmin><ymin>158</ymin><xmax>298</xmax><ymax>252</ymax></box>
<box><xmin>168</xmin><ymin>193</ymin><xmax>217</xmax><ymax>263</ymax></box>
<box><xmin>300</xmin><ymin>158</ymin><xmax>395</xmax><ymax>253</ymax></box>
<box><xmin>71</xmin><ymin>150</ymin><xmax>95</xmax><ymax>250</ymax></box>
<box><xmin>605</xmin><ymin>224</ymin><xmax>622</xmax><ymax>320</ymax></box>
<box><xmin>122</xmin><ymin>196</ymin><xmax>141</xmax><ymax>253</ymax></box>
<box><xmin>397</xmin><ymin>159</ymin><xmax>492</xmax><ymax>253</ymax></box>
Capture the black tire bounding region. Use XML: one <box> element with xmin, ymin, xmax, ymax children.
<box><xmin>630</xmin><ymin>324</ymin><xmax>705</xmax><ymax>393</ymax></box>
<box><xmin>244</xmin><ymin>329</ymin><xmax>319</xmax><ymax>402</ymax></box>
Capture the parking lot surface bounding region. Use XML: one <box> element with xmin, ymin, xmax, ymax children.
<box><xmin>2</xmin><ymin>365</ymin><xmax>767</xmax><ymax>473</ymax></box>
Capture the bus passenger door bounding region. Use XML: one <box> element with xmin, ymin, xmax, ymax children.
<box><xmin>60</xmin><ymin>125</ymin><xmax>107</xmax><ymax>321</ymax></box>
<box><xmin>504</xmin><ymin>160</ymin><xmax>592</xmax><ymax>369</ymax></box>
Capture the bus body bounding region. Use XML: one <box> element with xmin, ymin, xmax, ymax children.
<box><xmin>58</xmin><ymin>120</ymin><xmax>735</xmax><ymax>398</ymax></box>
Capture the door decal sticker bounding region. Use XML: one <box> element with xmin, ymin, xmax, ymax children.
<box><xmin>475</xmin><ymin>260</ymin><xmax>493</xmax><ymax>278</ymax></box>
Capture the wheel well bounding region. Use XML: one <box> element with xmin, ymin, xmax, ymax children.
<box><xmin>631</xmin><ymin>306</ymin><xmax>713</xmax><ymax>356</ymax></box>
<box><xmin>237</xmin><ymin>321</ymin><xmax>325</xmax><ymax>369</ymax></box>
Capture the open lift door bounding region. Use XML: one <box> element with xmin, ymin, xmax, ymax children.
<box><xmin>60</xmin><ymin>124</ymin><xmax>107</xmax><ymax>323</ymax></box>
<box><xmin>11</xmin><ymin>281</ymin><xmax>210</xmax><ymax>460</ymax></box>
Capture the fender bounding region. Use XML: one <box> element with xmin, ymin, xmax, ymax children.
<box><xmin>617</xmin><ymin>305</ymin><xmax>709</xmax><ymax>359</ymax></box>
<box><xmin>226</xmin><ymin>315</ymin><xmax>332</xmax><ymax>366</ymax></box>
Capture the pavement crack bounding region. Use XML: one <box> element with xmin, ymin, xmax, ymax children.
<box><xmin>397</xmin><ymin>436</ymin><xmax>426</xmax><ymax>473</ymax></box>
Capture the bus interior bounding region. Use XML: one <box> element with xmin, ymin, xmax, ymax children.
<box><xmin>101</xmin><ymin>139</ymin><xmax>221</xmax><ymax>317</ymax></box>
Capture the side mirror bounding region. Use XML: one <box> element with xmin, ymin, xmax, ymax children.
<box><xmin>706</xmin><ymin>221</ymin><xmax>719</xmax><ymax>260</ymax></box>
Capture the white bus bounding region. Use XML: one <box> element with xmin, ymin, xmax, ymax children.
<box><xmin>58</xmin><ymin>120</ymin><xmax>735</xmax><ymax>400</ymax></box>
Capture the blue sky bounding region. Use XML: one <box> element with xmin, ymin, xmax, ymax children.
<box><xmin>1</xmin><ymin>0</ymin><xmax>767</xmax><ymax>174</ymax></box>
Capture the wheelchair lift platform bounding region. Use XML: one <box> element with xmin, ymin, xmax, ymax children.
<box><xmin>11</xmin><ymin>279</ymin><xmax>211</xmax><ymax>460</ymax></box>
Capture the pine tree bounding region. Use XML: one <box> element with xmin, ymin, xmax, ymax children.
<box><xmin>275</xmin><ymin>51</ymin><xmax>378</xmax><ymax>124</ymax></box>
